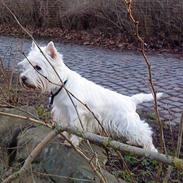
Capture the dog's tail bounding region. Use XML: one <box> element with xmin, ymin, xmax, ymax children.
<box><xmin>131</xmin><ymin>92</ymin><xmax>163</xmax><ymax>106</ymax></box>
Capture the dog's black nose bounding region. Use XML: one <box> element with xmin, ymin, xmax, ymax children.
<box><xmin>21</xmin><ymin>76</ymin><xmax>27</xmax><ymax>82</ymax></box>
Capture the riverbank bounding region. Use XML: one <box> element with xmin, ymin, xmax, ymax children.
<box><xmin>0</xmin><ymin>24</ymin><xmax>183</xmax><ymax>57</ymax></box>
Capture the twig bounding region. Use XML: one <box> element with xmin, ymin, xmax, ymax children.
<box><xmin>0</xmin><ymin>110</ymin><xmax>106</xmax><ymax>183</ymax></box>
<box><xmin>2</xmin><ymin>102</ymin><xmax>40</xmax><ymax>120</ymax></box>
<box><xmin>33</xmin><ymin>171</ymin><xmax>94</xmax><ymax>182</ymax></box>
<box><xmin>57</xmin><ymin>124</ymin><xmax>183</xmax><ymax>170</ymax></box>
<box><xmin>176</xmin><ymin>111</ymin><xmax>183</xmax><ymax>158</ymax></box>
<box><xmin>163</xmin><ymin>111</ymin><xmax>183</xmax><ymax>182</ymax></box>
<box><xmin>123</xmin><ymin>0</ymin><xmax>166</xmax><ymax>154</ymax></box>
<box><xmin>60</xmin><ymin>133</ymin><xmax>107</xmax><ymax>183</ymax></box>
<box><xmin>2</xmin><ymin>130</ymin><xmax>58</xmax><ymax>183</ymax></box>
<box><xmin>0</xmin><ymin>57</ymin><xmax>7</xmax><ymax>80</ymax></box>
<box><xmin>0</xmin><ymin>111</ymin><xmax>182</xmax><ymax>170</ymax></box>
<box><xmin>0</xmin><ymin>111</ymin><xmax>52</xmax><ymax>128</ymax></box>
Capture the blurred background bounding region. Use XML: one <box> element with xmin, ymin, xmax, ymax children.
<box><xmin>0</xmin><ymin>0</ymin><xmax>183</xmax><ymax>50</ymax></box>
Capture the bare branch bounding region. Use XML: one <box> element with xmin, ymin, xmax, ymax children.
<box><xmin>163</xmin><ymin>111</ymin><xmax>183</xmax><ymax>182</ymax></box>
<box><xmin>2</xmin><ymin>130</ymin><xmax>58</xmax><ymax>183</ymax></box>
<box><xmin>123</xmin><ymin>0</ymin><xmax>166</xmax><ymax>154</ymax></box>
<box><xmin>176</xmin><ymin>111</ymin><xmax>183</xmax><ymax>158</ymax></box>
<box><xmin>57</xmin><ymin>124</ymin><xmax>183</xmax><ymax>170</ymax></box>
<box><xmin>0</xmin><ymin>111</ymin><xmax>182</xmax><ymax>170</ymax></box>
<box><xmin>0</xmin><ymin>111</ymin><xmax>52</xmax><ymax>128</ymax></box>
<box><xmin>60</xmin><ymin>133</ymin><xmax>107</xmax><ymax>183</ymax></box>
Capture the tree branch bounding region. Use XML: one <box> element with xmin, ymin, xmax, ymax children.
<box><xmin>2</xmin><ymin>130</ymin><xmax>58</xmax><ymax>183</ymax></box>
<box><xmin>0</xmin><ymin>111</ymin><xmax>182</xmax><ymax>171</ymax></box>
<box><xmin>56</xmin><ymin>124</ymin><xmax>183</xmax><ymax>170</ymax></box>
<box><xmin>123</xmin><ymin>0</ymin><xmax>167</xmax><ymax>154</ymax></box>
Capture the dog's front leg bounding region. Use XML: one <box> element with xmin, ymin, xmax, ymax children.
<box><xmin>62</xmin><ymin>132</ymin><xmax>81</xmax><ymax>147</ymax></box>
<box><xmin>61</xmin><ymin>110</ymin><xmax>84</xmax><ymax>147</ymax></box>
<box><xmin>62</xmin><ymin>131</ymin><xmax>72</xmax><ymax>146</ymax></box>
<box><xmin>69</xmin><ymin>134</ymin><xmax>82</xmax><ymax>146</ymax></box>
<box><xmin>65</xmin><ymin>110</ymin><xmax>87</xmax><ymax>147</ymax></box>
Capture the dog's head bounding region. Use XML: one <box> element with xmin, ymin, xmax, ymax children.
<box><xmin>18</xmin><ymin>41</ymin><xmax>65</xmax><ymax>92</ymax></box>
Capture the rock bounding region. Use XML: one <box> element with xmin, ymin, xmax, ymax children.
<box><xmin>0</xmin><ymin>107</ymin><xmax>38</xmax><ymax>167</ymax></box>
<box><xmin>16</xmin><ymin>126</ymin><xmax>118</xmax><ymax>183</ymax></box>
<box><xmin>0</xmin><ymin>107</ymin><xmax>118</xmax><ymax>183</ymax></box>
<box><xmin>0</xmin><ymin>106</ymin><xmax>37</xmax><ymax>145</ymax></box>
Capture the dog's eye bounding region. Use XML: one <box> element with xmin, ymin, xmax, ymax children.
<box><xmin>34</xmin><ymin>65</ymin><xmax>41</xmax><ymax>71</ymax></box>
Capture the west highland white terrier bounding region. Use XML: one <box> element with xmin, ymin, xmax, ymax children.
<box><xmin>18</xmin><ymin>41</ymin><xmax>162</xmax><ymax>152</ymax></box>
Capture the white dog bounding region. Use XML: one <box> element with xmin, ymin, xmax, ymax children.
<box><xmin>19</xmin><ymin>41</ymin><xmax>162</xmax><ymax>152</ymax></box>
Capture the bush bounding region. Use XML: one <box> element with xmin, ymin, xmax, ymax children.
<box><xmin>0</xmin><ymin>0</ymin><xmax>183</xmax><ymax>46</ymax></box>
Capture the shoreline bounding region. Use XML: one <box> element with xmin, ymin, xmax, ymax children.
<box><xmin>0</xmin><ymin>24</ymin><xmax>183</xmax><ymax>57</ymax></box>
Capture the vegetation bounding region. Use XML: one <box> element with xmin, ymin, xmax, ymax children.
<box><xmin>0</xmin><ymin>0</ymin><xmax>183</xmax><ymax>48</ymax></box>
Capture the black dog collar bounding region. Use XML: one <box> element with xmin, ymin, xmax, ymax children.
<box><xmin>49</xmin><ymin>80</ymin><xmax>67</xmax><ymax>108</ymax></box>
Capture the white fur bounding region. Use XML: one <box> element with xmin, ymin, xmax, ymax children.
<box><xmin>18</xmin><ymin>41</ymin><xmax>162</xmax><ymax>152</ymax></box>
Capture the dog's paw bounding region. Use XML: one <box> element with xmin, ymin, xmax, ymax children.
<box><xmin>126</xmin><ymin>140</ymin><xmax>136</xmax><ymax>146</ymax></box>
<box><xmin>63</xmin><ymin>140</ymin><xmax>72</xmax><ymax>147</ymax></box>
<box><xmin>144</xmin><ymin>144</ymin><xmax>158</xmax><ymax>153</ymax></box>
<box><xmin>150</xmin><ymin>146</ymin><xmax>158</xmax><ymax>153</ymax></box>
<box><xmin>70</xmin><ymin>135</ymin><xmax>81</xmax><ymax>147</ymax></box>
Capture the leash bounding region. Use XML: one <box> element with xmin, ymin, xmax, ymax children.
<box><xmin>48</xmin><ymin>80</ymin><xmax>67</xmax><ymax>108</ymax></box>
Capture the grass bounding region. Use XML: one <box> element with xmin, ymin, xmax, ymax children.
<box><xmin>109</xmin><ymin>153</ymin><xmax>182</xmax><ymax>182</ymax></box>
<box><xmin>36</xmin><ymin>105</ymin><xmax>51</xmax><ymax>121</ymax></box>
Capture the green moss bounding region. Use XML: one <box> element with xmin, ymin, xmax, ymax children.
<box><xmin>103</xmin><ymin>138</ymin><xmax>113</xmax><ymax>147</ymax></box>
<box><xmin>36</xmin><ymin>105</ymin><xmax>50</xmax><ymax>120</ymax></box>
<box><xmin>173</xmin><ymin>157</ymin><xmax>183</xmax><ymax>170</ymax></box>
<box><xmin>124</xmin><ymin>154</ymin><xmax>138</xmax><ymax>165</ymax></box>
<box><xmin>180</xmin><ymin>171</ymin><xmax>183</xmax><ymax>176</ymax></box>
<box><xmin>112</xmin><ymin>170</ymin><xmax>134</xmax><ymax>182</ymax></box>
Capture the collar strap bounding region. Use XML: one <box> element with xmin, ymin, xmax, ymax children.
<box><xmin>49</xmin><ymin>80</ymin><xmax>67</xmax><ymax>107</ymax></box>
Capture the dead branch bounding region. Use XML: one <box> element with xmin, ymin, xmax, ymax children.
<box><xmin>176</xmin><ymin>111</ymin><xmax>183</xmax><ymax>158</ymax></box>
<box><xmin>0</xmin><ymin>111</ymin><xmax>182</xmax><ymax>170</ymax></box>
<box><xmin>60</xmin><ymin>133</ymin><xmax>107</xmax><ymax>183</ymax></box>
<box><xmin>123</xmin><ymin>0</ymin><xmax>166</xmax><ymax>154</ymax></box>
<box><xmin>163</xmin><ymin>111</ymin><xmax>183</xmax><ymax>182</ymax></box>
<box><xmin>2</xmin><ymin>130</ymin><xmax>58</xmax><ymax>183</ymax></box>
<box><xmin>56</xmin><ymin>124</ymin><xmax>183</xmax><ymax>170</ymax></box>
<box><xmin>0</xmin><ymin>110</ymin><xmax>107</xmax><ymax>183</ymax></box>
<box><xmin>0</xmin><ymin>111</ymin><xmax>52</xmax><ymax>128</ymax></box>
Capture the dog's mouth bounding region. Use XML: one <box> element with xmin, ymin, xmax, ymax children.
<box><xmin>22</xmin><ymin>82</ymin><xmax>36</xmax><ymax>90</ymax></box>
<box><xmin>20</xmin><ymin>79</ymin><xmax>36</xmax><ymax>90</ymax></box>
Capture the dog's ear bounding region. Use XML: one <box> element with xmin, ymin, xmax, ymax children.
<box><xmin>46</xmin><ymin>41</ymin><xmax>57</xmax><ymax>59</ymax></box>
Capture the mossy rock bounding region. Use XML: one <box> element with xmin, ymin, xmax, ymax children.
<box><xmin>15</xmin><ymin>126</ymin><xmax>118</xmax><ymax>183</ymax></box>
